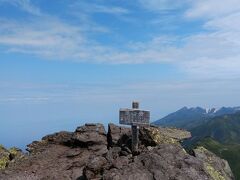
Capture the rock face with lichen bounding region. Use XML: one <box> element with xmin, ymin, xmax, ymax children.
<box><xmin>193</xmin><ymin>146</ymin><xmax>234</xmax><ymax>180</ymax></box>
<box><xmin>138</xmin><ymin>125</ymin><xmax>191</xmax><ymax>149</ymax></box>
<box><xmin>0</xmin><ymin>123</ymin><xmax>235</xmax><ymax>180</ymax></box>
<box><xmin>0</xmin><ymin>145</ymin><xmax>24</xmax><ymax>170</ymax></box>
<box><xmin>0</xmin><ymin>145</ymin><xmax>10</xmax><ymax>170</ymax></box>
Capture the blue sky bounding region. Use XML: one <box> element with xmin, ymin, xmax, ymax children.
<box><xmin>1</xmin><ymin>0</ymin><xmax>240</xmax><ymax>149</ymax></box>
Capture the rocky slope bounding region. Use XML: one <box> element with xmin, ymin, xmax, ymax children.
<box><xmin>0</xmin><ymin>123</ymin><xmax>234</xmax><ymax>180</ymax></box>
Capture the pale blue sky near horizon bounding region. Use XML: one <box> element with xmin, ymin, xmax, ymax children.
<box><xmin>1</xmin><ymin>0</ymin><xmax>240</xmax><ymax>149</ymax></box>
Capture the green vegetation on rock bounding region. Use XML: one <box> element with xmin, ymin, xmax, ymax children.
<box><xmin>205</xmin><ymin>163</ymin><xmax>225</xmax><ymax>180</ymax></box>
<box><xmin>0</xmin><ymin>145</ymin><xmax>24</xmax><ymax>170</ymax></box>
<box><xmin>0</xmin><ymin>156</ymin><xmax>9</xmax><ymax>170</ymax></box>
<box><xmin>0</xmin><ymin>145</ymin><xmax>10</xmax><ymax>170</ymax></box>
<box><xmin>9</xmin><ymin>148</ymin><xmax>18</xmax><ymax>156</ymax></box>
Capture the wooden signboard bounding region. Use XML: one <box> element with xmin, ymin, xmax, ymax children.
<box><xmin>119</xmin><ymin>109</ymin><xmax>150</xmax><ymax>125</ymax></box>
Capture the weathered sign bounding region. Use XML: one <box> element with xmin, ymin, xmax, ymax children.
<box><xmin>119</xmin><ymin>109</ymin><xmax>150</xmax><ymax>125</ymax></box>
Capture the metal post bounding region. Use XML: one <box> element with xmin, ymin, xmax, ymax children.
<box><xmin>132</xmin><ymin>101</ymin><xmax>139</xmax><ymax>152</ymax></box>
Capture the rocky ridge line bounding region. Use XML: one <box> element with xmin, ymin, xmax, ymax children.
<box><xmin>0</xmin><ymin>123</ymin><xmax>234</xmax><ymax>180</ymax></box>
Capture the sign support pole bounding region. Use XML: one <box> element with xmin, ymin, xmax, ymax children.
<box><xmin>132</xmin><ymin>101</ymin><xmax>139</xmax><ymax>152</ymax></box>
<box><xmin>131</xmin><ymin>124</ymin><xmax>138</xmax><ymax>152</ymax></box>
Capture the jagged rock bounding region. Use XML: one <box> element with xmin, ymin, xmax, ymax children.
<box><xmin>42</xmin><ymin>131</ymin><xmax>73</xmax><ymax>145</ymax></box>
<box><xmin>83</xmin><ymin>156</ymin><xmax>108</xmax><ymax>179</ymax></box>
<box><xmin>193</xmin><ymin>146</ymin><xmax>234</xmax><ymax>180</ymax></box>
<box><xmin>26</xmin><ymin>140</ymin><xmax>49</xmax><ymax>154</ymax></box>
<box><xmin>106</xmin><ymin>147</ymin><xmax>121</xmax><ymax>162</ymax></box>
<box><xmin>107</xmin><ymin>123</ymin><xmax>131</xmax><ymax>147</ymax></box>
<box><xmin>121</xmin><ymin>146</ymin><xmax>131</xmax><ymax>155</ymax></box>
<box><xmin>0</xmin><ymin>123</ymin><xmax>235</xmax><ymax>180</ymax></box>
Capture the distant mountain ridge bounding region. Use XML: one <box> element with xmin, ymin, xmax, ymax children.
<box><xmin>153</xmin><ymin>106</ymin><xmax>240</xmax><ymax>129</ymax></box>
<box><xmin>187</xmin><ymin>112</ymin><xmax>240</xmax><ymax>144</ymax></box>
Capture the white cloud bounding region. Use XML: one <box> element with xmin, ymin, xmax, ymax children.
<box><xmin>185</xmin><ymin>0</ymin><xmax>240</xmax><ymax>19</ymax></box>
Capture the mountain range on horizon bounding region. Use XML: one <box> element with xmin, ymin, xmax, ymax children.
<box><xmin>154</xmin><ymin>106</ymin><xmax>240</xmax><ymax>129</ymax></box>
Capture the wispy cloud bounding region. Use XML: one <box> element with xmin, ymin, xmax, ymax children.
<box><xmin>0</xmin><ymin>17</ymin><xmax>110</xmax><ymax>61</ymax></box>
<box><xmin>0</xmin><ymin>0</ymin><xmax>41</xmax><ymax>15</ymax></box>
<box><xmin>76</xmin><ymin>2</ymin><xmax>129</xmax><ymax>15</ymax></box>
<box><xmin>185</xmin><ymin>0</ymin><xmax>240</xmax><ymax>19</ymax></box>
<box><xmin>138</xmin><ymin>0</ymin><xmax>185</xmax><ymax>11</ymax></box>
<box><xmin>0</xmin><ymin>0</ymin><xmax>240</xmax><ymax>80</ymax></box>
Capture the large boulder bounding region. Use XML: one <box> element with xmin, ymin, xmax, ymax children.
<box><xmin>139</xmin><ymin>126</ymin><xmax>191</xmax><ymax>147</ymax></box>
<box><xmin>72</xmin><ymin>123</ymin><xmax>108</xmax><ymax>156</ymax></box>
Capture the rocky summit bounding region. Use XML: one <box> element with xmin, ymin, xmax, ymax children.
<box><xmin>0</xmin><ymin>123</ymin><xmax>234</xmax><ymax>180</ymax></box>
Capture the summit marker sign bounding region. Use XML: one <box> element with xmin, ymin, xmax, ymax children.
<box><xmin>119</xmin><ymin>102</ymin><xmax>150</xmax><ymax>152</ymax></box>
